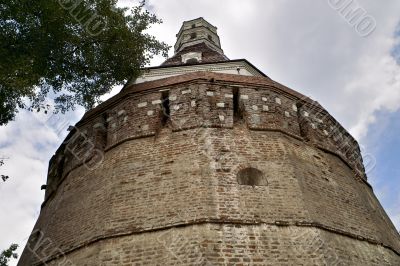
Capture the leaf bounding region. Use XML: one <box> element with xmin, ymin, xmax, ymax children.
<box><xmin>0</xmin><ymin>0</ymin><xmax>170</xmax><ymax>125</ymax></box>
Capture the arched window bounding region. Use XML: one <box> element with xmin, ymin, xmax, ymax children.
<box><xmin>185</xmin><ymin>58</ymin><xmax>198</xmax><ymax>64</ymax></box>
<box><xmin>181</xmin><ymin>52</ymin><xmax>202</xmax><ymax>64</ymax></box>
<box><xmin>190</xmin><ymin>32</ymin><xmax>197</xmax><ymax>39</ymax></box>
<box><xmin>237</xmin><ymin>167</ymin><xmax>267</xmax><ymax>186</ymax></box>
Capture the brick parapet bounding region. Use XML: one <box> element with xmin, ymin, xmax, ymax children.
<box><xmin>46</xmin><ymin>74</ymin><xmax>366</xmax><ymax>200</ymax></box>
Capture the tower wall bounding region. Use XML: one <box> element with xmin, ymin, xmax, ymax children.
<box><xmin>19</xmin><ymin>73</ymin><xmax>400</xmax><ymax>265</ymax></box>
<box><xmin>44</xmin><ymin>225</ymin><xmax>400</xmax><ymax>265</ymax></box>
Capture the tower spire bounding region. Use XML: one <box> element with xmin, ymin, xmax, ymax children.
<box><xmin>174</xmin><ymin>17</ymin><xmax>223</xmax><ymax>54</ymax></box>
<box><xmin>162</xmin><ymin>17</ymin><xmax>228</xmax><ymax>66</ymax></box>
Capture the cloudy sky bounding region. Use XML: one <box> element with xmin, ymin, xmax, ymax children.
<box><xmin>1</xmin><ymin>0</ymin><xmax>399</xmax><ymax>264</ymax></box>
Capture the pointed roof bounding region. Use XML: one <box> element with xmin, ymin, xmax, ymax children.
<box><xmin>161</xmin><ymin>42</ymin><xmax>228</xmax><ymax>66</ymax></box>
<box><xmin>130</xmin><ymin>18</ymin><xmax>268</xmax><ymax>85</ymax></box>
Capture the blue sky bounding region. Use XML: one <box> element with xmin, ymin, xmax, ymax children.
<box><xmin>364</xmin><ymin>110</ymin><xmax>400</xmax><ymax>227</ymax></box>
<box><xmin>392</xmin><ymin>22</ymin><xmax>400</xmax><ymax>64</ymax></box>
<box><xmin>1</xmin><ymin>0</ymin><xmax>400</xmax><ymax>265</ymax></box>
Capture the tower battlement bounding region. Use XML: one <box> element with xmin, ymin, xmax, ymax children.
<box><xmin>44</xmin><ymin>72</ymin><xmax>367</xmax><ymax>203</ymax></box>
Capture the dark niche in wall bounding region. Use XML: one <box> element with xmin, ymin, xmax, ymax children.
<box><xmin>237</xmin><ymin>167</ymin><xmax>267</xmax><ymax>186</ymax></box>
<box><xmin>186</xmin><ymin>58</ymin><xmax>199</xmax><ymax>64</ymax></box>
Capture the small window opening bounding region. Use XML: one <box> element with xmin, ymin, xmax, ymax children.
<box><xmin>191</xmin><ymin>24</ymin><xmax>196</xmax><ymax>28</ymax></box>
<box><xmin>208</xmin><ymin>35</ymin><xmax>213</xmax><ymax>42</ymax></box>
<box><xmin>233</xmin><ymin>88</ymin><xmax>242</xmax><ymax>121</ymax></box>
<box><xmin>28</xmin><ymin>230</ymin><xmax>43</xmax><ymax>249</ymax></box>
<box><xmin>161</xmin><ymin>91</ymin><xmax>170</xmax><ymax>126</ymax></box>
<box><xmin>186</xmin><ymin>58</ymin><xmax>198</xmax><ymax>64</ymax></box>
<box><xmin>190</xmin><ymin>32</ymin><xmax>197</xmax><ymax>39</ymax></box>
<box><xmin>296</xmin><ymin>102</ymin><xmax>308</xmax><ymax>139</ymax></box>
<box><xmin>237</xmin><ymin>167</ymin><xmax>266</xmax><ymax>186</ymax></box>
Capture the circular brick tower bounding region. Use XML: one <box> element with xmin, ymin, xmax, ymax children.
<box><xmin>19</xmin><ymin>18</ymin><xmax>400</xmax><ymax>265</ymax></box>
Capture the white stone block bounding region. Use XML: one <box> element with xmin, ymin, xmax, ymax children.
<box><xmin>311</xmin><ymin>123</ymin><xmax>316</xmax><ymax>129</ymax></box>
<box><xmin>275</xmin><ymin>97</ymin><xmax>281</xmax><ymax>105</ymax></box>
<box><xmin>292</xmin><ymin>104</ymin><xmax>298</xmax><ymax>112</ymax></box>
<box><xmin>217</xmin><ymin>102</ymin><xmax>225</xmax><ymax>108</ymax></box>
<box><xmin>225</xmin><ymin>94</ymin><xmax>233</xmax><ymax>98</ymax></box>
<box><xmin>219</xmin><ymin>115</ymin><xmax>225</xmax><ymax>122</ymax></box>
<box><xmin>240</xmin><ymin>95</ymin><xmax>249</xmax><ymax>100</ymax></box>
<box><xmin>323</xmin><ymin>130</ymin><xmax>329</xmax><ymax>136</ymax></box>
<box><xmin>117</xmin><ymin>110</ymin><xmax>126</xmax><ymax>116</ymax></box>
<box><xmin>106</xmin><ymin>117</ymin><xmax>114</xmax><ymax>122</ymax></box>
<box><xmin>173</xmin><ymin>105</ymin><xmax>180</xmax><ymax>110</ymax></box>
<box><xmin>191</xmin><ymin>100</ymin><xmax>196</xmax><ymax>107</ymax></box>
<box><xmin>285</xmin><ymin>111</ymin><xmax>290</xmax><ymax>117</ymax></box>
<box><xmin>152</xmin><ymin>100</ymin><xmax>162</xmax><ymax>105</ymax></box>
<box><xmin>303</xmin><ymin>111</ymin><xmax>309</xmax><ymax>117</ymax></box>
<box><xmin>169</xmin><ymin>95</ymin><xmax>177</xmax><ymax>101</ymax></box>
<box><xmin>93</xmin><ymin>123</ymin><xmax>104</xmax><ymax>128</ymax></box>
<box><xmin>178</xmin><ymin>119</ymin><xmax>187</xmax><ymax>126</ymax></box>
<box><xmin>262</xmin><ymin>97</ymin><xmax>268</xmax><ymax>102</ymax></box>
<box><xmin>251</xmin><ymin>114</ymin><xmax>260</xmax><ymax>123</ymax></box>
<box><xmin>142</xmin><ymin>124</ymin><xmax>149</xmax><ymax>130</ymax></box>
<box><xmin>252</xmin><ymin>105</ymin><xmax>258</xmax><ymax>111</ymax></box>
<box><xmin>206</xmin><ymin>91</ymin><xmax>214</xmax><ymax>96</ymax></box>
<box><xmin>263</xmin><ymin>105</ymin><xmax>269</xmax><ymax>111</ymax></box>
<box><xmin>181</xmin><ymin>89</ymin><xmax>191</xmax><ymax>95</ymax></box>
<box><xmin>138</xmin><ymin>102</ymin><xmax>147</xmax><ymax>108</ymax></box>
<box><xmin>147</xmin><ymin>110</ymin><xmax>154</xmax><ymax>116</ymax></box>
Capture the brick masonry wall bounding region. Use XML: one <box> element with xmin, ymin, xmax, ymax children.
<box><xmin>43</xmin><ymin>224</ymin><xmax>400</xmax><ymax>266</ymax></box>
<box><xmin>19</xmin><ymin>76</ymin><xmax>400</xmax><ymax>265</ymax></box>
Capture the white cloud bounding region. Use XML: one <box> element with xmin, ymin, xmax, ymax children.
<box><xmin>0</xmin><ymin>109</ymin><xmax>84</xmax><ymax>265</ymax></box>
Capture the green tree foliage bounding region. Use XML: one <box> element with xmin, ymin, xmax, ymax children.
<box><xmin>0</xmin><ymin>244</ymin><xmax>18</xmax><ymax>266</ymax></box>
<box><xmin>0</xmin><ymin>0</ymin><xmax>169</xmax><ymax>125</ymax></box>
<box><xmin>0</xmin><ymin>158</ymin><xmax>9</xmax><ymax>182</ymax></box>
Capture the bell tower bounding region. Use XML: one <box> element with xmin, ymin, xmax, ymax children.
<box><xmin>161</xmin><ymin>17</ymin><xmax>229</xmax><ymax>67</ymax></box>
<box><xmin>174</xmin><ymin>17</ymin><xmax>223</xmax><ymax>54</ymax></box>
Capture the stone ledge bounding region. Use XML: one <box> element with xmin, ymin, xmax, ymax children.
<box><xmin>31</xmin><ymin>220</ymin><xmax>400</xmax><ymax>266</ymax></box>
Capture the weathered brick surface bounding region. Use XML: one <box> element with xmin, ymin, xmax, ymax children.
<box><xmin>44</xmin><ymin>224</ymin><xmax>400</xmax><ymax>265</ymax></box>
<box><xmin>19</xmin><ymin>74</ymin><xmax>400</xmax><ymax>265</ymax></box>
